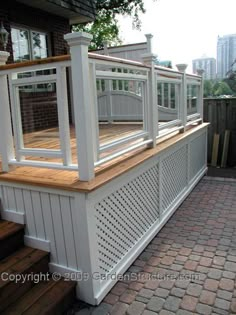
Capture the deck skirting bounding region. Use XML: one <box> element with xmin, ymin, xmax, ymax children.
<box><xmin>0</xmin><ymin>125</ymin><xmax>208</xmax><ymax>305</ymax></box>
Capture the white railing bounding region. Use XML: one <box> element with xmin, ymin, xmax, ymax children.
<box><xmin>0</xmin><ymin>32</ymin><xmax>203</xmax><ymax>181</ymax></box>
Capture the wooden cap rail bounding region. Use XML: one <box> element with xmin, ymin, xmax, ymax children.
<box><xmin>0</xmin><ymin>53</ymin><xmax>151</xmax><ymax>71</ymax></box>
<box><xmin>0</xmin><ymin>55</ymin><xmax>71</xmax><ymax>71</ymax></box>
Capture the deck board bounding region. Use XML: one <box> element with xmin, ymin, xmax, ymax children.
<box><xmin>0</xmin><ymin>123</ymin><xmax>208</xmax><ymax>192</ymax></box>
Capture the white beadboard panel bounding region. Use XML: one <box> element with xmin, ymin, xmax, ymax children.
<box><xmin>0</xmin><ymin>183</ymin><xmax>79</xmax><ymax>270</ymax></box>
<box><xmin>13</xmin><ymin>188</ymin><xmax>25</xmax><ymax>213</ymax></box>
<box><xmin>49</xmin><ymin>194</ymin><xmax>68</xmax><ymax>267</ymax></box>
<box><xmin>22</xmin><ymin>189</ymin><xmax>37</xmax><ymax>237</ymax></box>
<box><xmin>31</xmin><ymin>191</ymin><xmax>46</xmax><ymax>240</ymax></box>
<box><xmin>40</xmin><ymin>192</ymin><xmax>58</xmax><ymax>264</ymax></box>
<box><xmin>59</xmin><ymin>195</ymin><xmax>78</xmax><ymax>270</ymax></box>
<box><xmin>6</xmin><ymin>186</ymin><xmax>17</xmax><ymax>212</ymax></box>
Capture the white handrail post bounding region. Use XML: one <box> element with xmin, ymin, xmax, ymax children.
<box><xmin>197</xmin><ymin>69</ymin><xmax>204</xmax><ymax>122</ymax></box>
<box><xmin>142</xmin><ymin>34</ymin><xmax>158</xmax><ymax>147</ymax></box>
<box><xmin>176</xmin><ymin>64</ymin><xmax>188</xmax><ymax>132</ymax></box>
<box><xmin>0</xmin><ymin>51</ymin><xmax>14</xmax><ymax>171</ymax></box>
<box><xmin>64</xmin><ymin>32</ymin><xmax>95</xmax><ymax>181</ymax></box>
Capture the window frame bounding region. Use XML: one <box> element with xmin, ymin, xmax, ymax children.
<box><xmin>11</xmin><ymin>24</ymin><xmax>52</xmax><ymax>92</ymax></box>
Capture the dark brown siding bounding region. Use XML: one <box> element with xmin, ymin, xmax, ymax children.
<box><xmin>47</xmin><ymin>0</ymin><xmax>96</xmax><ymax>21</ymax></box>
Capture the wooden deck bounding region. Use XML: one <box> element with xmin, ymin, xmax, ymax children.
<box><xmin>0</xmin><ymin>123</ymin><xmax>207</xmax><ymax>192</ymax></box>
<box><xmin>23</xmin><ymin>123</ymin><xmax>143</xmax><ymax>164</ymax></box>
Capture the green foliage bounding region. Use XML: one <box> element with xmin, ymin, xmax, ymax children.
<box><xmin>204</xmin><ymin>79</ymin><xmax>233</xmax><ymax>98</ymax></box>
<box><xmin>212</xmin><ymin>81</ymin><xmax>232</xmax><ymax>96</ymax></box>
<box><xmin>203</xmin><ymin>80</ymin><xmax>214</xmax><ymax>97</ymax></box>
<box><xmin>74</xmin><ymin>12</ymin><xmax>121</xmax><ymax>50</ymax></box>
<box><xmin>73</xmin><ymin>0</ymin><xmax>149</xmax><ymax>50</ymax></box>
<box><xmin>224</xmin><ymin>72</ymin><xmax>236</xmax><ymax>94</ymax></box>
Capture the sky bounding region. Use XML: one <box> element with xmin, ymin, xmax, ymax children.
<box><xmin>118</xmin><ymin>0</ymin><xmax>236</xmax><ymax>72</ymax></box>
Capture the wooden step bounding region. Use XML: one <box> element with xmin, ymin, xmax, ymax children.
<box><xmin>2</xmin><ymin>278</ymin><xmax>76</xmax><ymax>315</ymax></box>
<box><xmin>0</xmin><ymin>220</ymin><xmax>24</xmax><ymax>260</ymax></box>
<box><xmin>0</xmin><ymin>246</ymin><xmax>49</xmax><ymax>312</ymax></box>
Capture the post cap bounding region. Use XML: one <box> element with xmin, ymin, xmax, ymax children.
<box><xmin>176</xmin><ymin>63</ymin><xmax>188</xmax><ymax>73</ymax></box>
<box><xmin>64</xmin><ymin>32</ymin><xmax>93</xmax><ymax>47</ymax></box>
<box><xmin>197</xmin><ymin>68</ymin><xmax>204</xmax><ymax>76</ymax></box>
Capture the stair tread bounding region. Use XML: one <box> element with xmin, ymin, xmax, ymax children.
<box><xmin>2</xmin><ymin>278</ymin><xmax>76</xmax><ymax>315</ymax></box>
<box><xmin>0</xmin><ymin>247</ymin><xmax>49</xmax><ymax>289</ymax></box>
<box><xmin>0</xmin><ymin>247</ymin><xmax>36</xmax><ymax>273</ymax></box>
<box><xmin>0</xmin><ymin>220</ymin><xmax>24</xmax><ymax>241</ymax></box>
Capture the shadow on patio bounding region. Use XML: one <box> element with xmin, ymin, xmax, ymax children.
<box><xmin>71</xmin><ymin>176</ymin><xmax>236</xmax><ymax>315</ymax></box>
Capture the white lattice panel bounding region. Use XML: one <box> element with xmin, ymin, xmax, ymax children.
<box><xmin>161</xmin><ymin>145</ymin><xmax>188</xmax><ymax>213</ymax></box>
<box><xmin>95</xmin><ymin>164</ymin><xmax>159</xmax><ymax>274</ymax></box>
<box><xmin>189</xmin><ymin>133</ymin><xmax>206</xmax><ymax>181</ymax></box>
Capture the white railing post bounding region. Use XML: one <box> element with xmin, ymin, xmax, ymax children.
<box><xmin>64</xmin><ymin>32</ymin><xmax>95</xmax><ymax>181</ymax></box>
<box><xmin>0</xmin><ymin>51</ymin><xmax>14</xmax><ymax>171</ymax></box>
<box><xmin>142</xmin><ymin>34</ymin><xmax>158</xmax><ymax>147</ymax></box>
<box><xmin>176</xmin><ymin>64</ymin><xmax>188</xmax><ymax>132</ymax></box>
<box><xmin>197</xmin><ymin>69</ymin><xmax>204</xmax><ymax>122</ymax></box>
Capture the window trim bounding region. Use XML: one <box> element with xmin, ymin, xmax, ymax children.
<box><xmin>11</xmin><ymin>24</ymin><xmax>52</xmax><ymax>62</ymax></box>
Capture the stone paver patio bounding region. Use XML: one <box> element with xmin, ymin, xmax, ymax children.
<box><xmin>72</xmin><ymin>177</ymin><xmax>236</xmax><ymax>315</ymax></box>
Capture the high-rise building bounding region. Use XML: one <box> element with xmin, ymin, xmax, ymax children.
<box><xmin>192</xmin><ymin>57</ymin><xmax>216</xmax><ymax>80</ymax></box>
<box><xmin>217</xmin><ymin>34</ymin><xmax>236</xmax><ymax>79</ymax></box>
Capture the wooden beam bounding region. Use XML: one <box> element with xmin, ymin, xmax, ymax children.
<box><xmin>211</xmin><ymin>133</ymin><xmax>220</xmax><ymax>167</ymax></box>
<box><xmin>221</xmin><ymin>130</ymin><xmax>230</xmax><ymax>168</ymax></box>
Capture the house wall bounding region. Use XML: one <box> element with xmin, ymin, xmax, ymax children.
<box><xmin>0</xmin><ymin>0</ymin><xmax>70</xmax><ymax>62</ymax></box>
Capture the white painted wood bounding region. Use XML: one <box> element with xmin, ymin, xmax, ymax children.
<box><xmin>71</xmin><ymin>194</ymin><xmax>100</xmax><ymax>302</ymax></box>
<box><xmin>9</xmin><ymin>159</ymin><xmax>78</xmax><ymax>171</ymax></box>
<box><xmin>14</xmin><ymin>188</ymin><xmax>25</xmax><ymax>213</ymax></box>
<box><xmin>142</xmin><ymin>53</ymin><xmax>158</xmax><ymax>146</ymax></box>
<box><xmin>24</xmin><ymin>236</ymin><xmax>50</xmax><ymax>252</ymax></box>
<box><xmin>0</xmin><ymin>61</ymin><xmax>71</xmax><ymax>76</ymax></box>
<box><xmin>59</xmin><ymin>196</ymin><xmax>77</xmax><ymax>269</ymax></box>
<box><xmin>31</xmin><ymin>191</ymin><xmax>46</xmax><ymax>240</ymax></box>
<box><xmin>8</xmin><ymin>78</ymin><xmax>24</xmax><ymax>161</ymax></box>
<box><xmin>94</xmin><ymin>139</ymin><xmax>152</xmax><ymax>167</ymax></box>
<box><xmin>22</xmin><ymin>189</ymin><xmax>36</xmax><ymax>237</ymax></box>
<box><xmin>96</xmin><ymin>70</ymin><xmax>147</xmax><ymax>81</ymax></box>
<box><xmin>176</xmin><ymin>64</ymin><xmax>188</xmax><ymax>131</ymax></box>
<box><xmin>0</xmin><ymin>210</ymin><xmax>25</xmax><ymax>224</ymax></box>
<box><xmin>64</xmin><ymin>32</ymin><xmax>95</xmax><ymax>181</ymax></box>
<box><xmin>56</xmin><ymin>66</ymin><xmax>72</xmax><ymax>166</ymax></box>
<box><xmin>50</xmin><ymin>194</ymin><xmax>68</xmax><ymax>267</ymax></box>
<box><xmin>99</xmin><ymin>131</ymin><xmax>148</xmax><ymax>153</ymax></box>
<box><xmin>18</xmin><ymin>148</ymin><xmax>63</xmax><ymax>158</ymax></box>
<box><xmin>0</xmin><ymin>125</ymin><xmax>208</xmax><ymax>305</ymax></box>
<box><xmin>0</xmin><ymin>73</ymin><xmax>14</xmax><ymax>171</ymax></box>
<box><xmin>40</xmin><ymin>192</ymin><xmax>58</xmax><ymax>263</ymax></box>
<box><xmin>89</xmin><ymin>62</ymin><xmax>100</xmax><ymax>162</ymax></box>
<box><xmin>12</xmin><ymin>74</ymin><xmax>56</xmax><ymax>86</ymax></box>
<box><xmin>6</xmin><ymin>186</ymin><xmax>16</xmax><ymax>211</ymax></box>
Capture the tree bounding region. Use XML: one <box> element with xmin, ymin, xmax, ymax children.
<box><xmin>212</xmin><ymin>81</ymin><xmax>232</xmax><ymax>97</ymax></box>
<box><xmin>203</xmin><ymin>80</ymin><xmax>214</xmax><ymax>97</ymax></box>
<box><xmin>74</xmin><ymin>0</ymin><xmax>148</xmax><ymax>50</ymax></box>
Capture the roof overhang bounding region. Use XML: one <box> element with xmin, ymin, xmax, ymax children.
<box><xmin>16</xmin><ymin>0</ymin><xmax>96</xmax><ymax>24</ymax></box>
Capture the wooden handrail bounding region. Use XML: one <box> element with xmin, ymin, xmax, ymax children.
<box><xmin>0</xmin><ymin>53</ymin><xmax>151</xmax><ymax>72</ymax></box>
<box><xmin>0</xmin><ymin>55</ymin><xmax>71</xmax><ymax>71</ymax></box>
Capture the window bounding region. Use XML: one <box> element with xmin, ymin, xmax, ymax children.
<box><xmin>11</xmin><ymin>26</ymin><xmax>52</xmax><ymax>92</ymax></box>
<box><xmin>11</xmin><ymin>27</ymin><xmax>49</xmax><ymax>62</ymax></box>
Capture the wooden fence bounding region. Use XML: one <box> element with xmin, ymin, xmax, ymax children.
<box><xmin>204</xmin><ymin>97</ymin><xmax>236</xmax><ymax>166</ymax></box>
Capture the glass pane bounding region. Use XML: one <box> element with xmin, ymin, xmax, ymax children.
<box><xmin>32</xmin><ymin>32</ymin><xmax>48</xmax><ymax>60</ymax></box>
<box><xmin>11</xmin><ymin>28</ymin><xmax>30</xmax><ymax>62</ymax></box>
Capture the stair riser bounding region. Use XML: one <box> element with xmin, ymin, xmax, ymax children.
<box><xmin>44</xmin><ymin>288</ymin><xmax>76</xmax><ymax>315</ymax></box>
<box><xmin>0</xmin><ymin>256</ymin><xmax>49</xmax><ymax>312</ymax></box>
<box><xmin>0</xmin><ymin>229</ymin><xmax>24</xmax><ymax>260</ymax></box>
